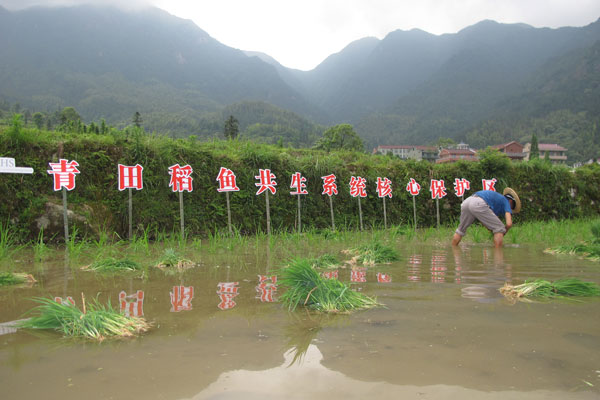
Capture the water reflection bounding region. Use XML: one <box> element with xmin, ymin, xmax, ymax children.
<box><xmin>321</xmin><ymin>270</ymin><xmax>338</xmax><ymax>280</ymax></box>
<box><xmin>350</xmin><ymin>267</ymin><xmax>367</xmax><ymax>283</ymax></box>
<box><xmin>376</xmin><ymin>273</ymin><xmax>391</xmax><ymax>283</ymax></box>
<box><xmin>54</xmin><ymin>296</ymin><xmax>75</xmax><ymax>306</ymax></box>
<box><xmin>430</xmin><ymin>250</ymin><xmax>447</xmax><ymax>283</ymax></box>
<box><xmin>255</xmin><ymin>275</ymin><xmax>277</xmax><ymax>303</ymax></box>
<box><xmin>408</xmin><ymin>254</ymin><xmax>421</xmax><ymax>282</ymax></box>
<box><xmin>216</xmin><ymin>282</ymin><xmax>240</xmax><ymax>310</ymax></box>
<box><xmin>170</xmin><ymin>286</ymin><xmax>193</xmax><ymax>312</ymax></box>
<box><xmin>119</xmin><ymin>290</ymin><xmax>145</xmax><ymax>317</ymax></box>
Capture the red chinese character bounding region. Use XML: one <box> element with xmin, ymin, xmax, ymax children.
<box><xmin>321</xmin><ymin>174</ymin><xmax>338</xmax><ymax>196</ymax></box>
<box><xmin>351</xmin><ymin>268</ymin><xmax>367</xmax><ymax>283</ymax></box>
<box><xmin>170</xmin><ymin>286</ymin><xmax>194</xmax><ymax>312</ymax></box>
<box><xmin>47</xmin><ymin>159</ymin><xmax>80</xmax><ymax>191</ymax></box>
<box><xmin>453</xmin><ymin>178</ymin><xmax>470</xmax><ymax>197</ymax></box>
<box><xmin>290</xmin><ymin>172</ymin><xmax>308</xmax><ymax>195</ymax></box>
<box><xmin>118</xmin><ymin>164</ymin><xmax>143</xmax><ymax>191</ymax></box>
<box><xmin>377</xmin><ymin>273</ymin><xmax>392</xmax><ymax>283</ymax></box>
<box><xmin>429</xmin><ymin>179</ymin><xmax>447</xmax><ymax>199</ymax></box>
<box><xmin>216</xmin><ymin>167</ymin><xmax>240</xmax><ymax>192</ymax></box>
<box><xmin>321</xmin><ymin>270</ymin><xmax>338</xmax><ymax>280</ymax></box>
<box><xmin>482</xmin><ymin>178</ymin><xmax>497</xmax><ymax>191</ymax></box>
<box><xmin>119</xmin><ymin>290</ymin><xmax>144</xmax><ymax>317</ymax></box>
<box><xmin>54</xmin><ymin>296</ymin><xmax>75</xmax><ymax>306</ymax></box>
<box><xmin>376</xmin><ymin>177</ymin><xmax>392</xmax><ymax>198</ymax></box>
<box><xmin>255</xmin><ymin>169</ymin><xmax>277</xmax><ymax>195</ymax></box>
<box><xmin>256</xmin><ymin>275</ymin><xmax>278</xmax><ymax>303</ymax></box>
<box><xmin>349</xmin><ymin>176</ymin><xmax>367</xmax><ymax>198</ymax></box>
<box><xmin>217</xmin><ymin>282</ymin><xmax>240</xmax><ymax>310</ymax></box>
<box><xmin>406</xmin><ymin>178</ymin><xmax>421</xmax><ymax>196</ymax></box>
<box><xmin>168</xmin><ymin>164</ymin><xmax>193</xmax><ymax>192</ymax></box>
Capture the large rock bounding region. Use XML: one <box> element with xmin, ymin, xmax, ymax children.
<box><xmin>35</xmin><ymin>200</ymin><xmax>98</xmax><ymax>242</ymax></box>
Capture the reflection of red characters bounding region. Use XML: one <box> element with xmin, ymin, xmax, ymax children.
<box><xmin>430</xmin><ymin>252</ymin><xmax>447</xmax><ymax>283</ymax></box>
<box><xmin>55</xmin><ymin>296</ymin><xmax>75</xmax><ymax>306</ymax></box>
<box><xmin>351</xmin><ymin>268</ymin><xmax>367</xmax><ymax>283</ymax></box>
<box><xmin>217</xmin><ymin>282</ymin><xmax>240</xmax><ymax>310</ymax></box>
<box><xmin>321</xmin><ymin>270</ymin><xmax>338</xmax><ymax>280</ymax></box>
<box><xmin>377</xmin><ymin>273</ymin><xmax>392</xmax><ymax>283</ymax></box>
<box><xmin>256</xmin><ymin>275</ymin><xmax>277</xmax><ymax>303</ymax></box>
<box><xmin>170</xmin><ymin>286</ymin><xmax>194</xmax><ymax>312</ymax></box>
<box><xmin>408</xmin><ymin>254</ymin><xmax>422</xmax><ymax>282</ymax></box>
<box><xmin>119</xmin><ymin>290</ymin><xmax>144</xmax><ymax>317</ymax></box>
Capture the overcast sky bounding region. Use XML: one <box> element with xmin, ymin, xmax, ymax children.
<box><xmin>2</xmin><ymin>0</ymin><xmax>599</xmax><ymax>70</ymax></box>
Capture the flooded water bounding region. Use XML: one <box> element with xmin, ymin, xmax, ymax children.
<box><xmin>1</xmin><ymin>240</ymin><xmax>599</xmax><ymax>400</ymax></box>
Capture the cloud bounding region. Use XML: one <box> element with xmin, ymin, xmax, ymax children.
<box><xmin>0</xmin><ymin>0</ymin><xmax>152</xmax><ymax>11</ymax></box>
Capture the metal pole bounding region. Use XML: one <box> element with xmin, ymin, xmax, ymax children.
<box><xmin>265</xmin><ymin>191</ymin><xmax>271</xmax><ymax>236</ymax></box>
<box><xmin>128</xmin><ymin>188</ymin><xmax>133</xmax><ymax>240</ymax></box>
<box><xmin>62</xmin><ymin>187</ymin><xmax>69</xmax><ymax>244</ymax></box>
<box><xmin>358</xmin><ymin>197</ymin><xmax>363</xmax><ymax>231</ymax></box>
<box><xmin>383</xmin><ymin>196</ymin><xmax>387</xmax><ymax>229</ymax></box>
<box><xmin>179</xmin><ymin>191</ymin><xmax>185</xmax><ymax>239</ymax></box>
<box><xmin>436</xmin><ymin>198</ymin><xmax>440</xmax><ymax>229</ymax></box>
<box><xmin>226</xmin><ymin>191</ymin><xmax>232</xmax><ymax>235</ymax></box>
<box><xmin>412</xmin><ymin>195</ymin><xmax>417</xmax><ymax>231</ymax></box>
<box><xmin>297</xmin><ymin>194</ymin><xmax>301</xmax><ymax>233</ymax></box>
<box><xmin>329</xmin><ymin>196</ymin><xmax>335</xmax><ymax>231</ymax></box>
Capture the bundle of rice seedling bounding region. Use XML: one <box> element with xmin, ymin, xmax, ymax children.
<box><xmin>344</xmin><ymin>241</ymin><xmax>400</xmax><ymax>265</ymax></box>
<box><xmin>19</xmin><ymin>295</ymin><xmax>150</xmax><ymax>341</ymax></box>
<box><xmin>81</xmin><ymin>258</ymin><xmax>141</xmax><ymax>272</ymax></box>
<box><xmin>500</xmin><ymin>278</ymin><xmax>600</xmax><ymax>300</ymax></box>
<box><xmin>155</xmin><ymin>248</ymin><xmax>195</xmax><ymax>269</ymax></box>
<box><xmin>279</xmin><ymin>258</ymin><xmax>381</xmax><ymax>313</ymax></box>
<box><xmin>312</xmin><ymin>254</ymin><xmax>340</xmax><ymax>269</ymax></box>
<box><xmin>0</xmin><ymin>272</ymin><xmax>36</xmax><ymax>286</ymax></box>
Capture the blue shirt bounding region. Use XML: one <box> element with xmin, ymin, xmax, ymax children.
<box><xmin>475</xmin><ymin>190</ymin><xmax>512</xmax><ymax>217</ymax></box>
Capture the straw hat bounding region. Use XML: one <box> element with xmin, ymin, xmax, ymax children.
<box><xmin>503</xmin><ymin>187</ymin><xmax>521</xmax><ymax>214</ymax></box>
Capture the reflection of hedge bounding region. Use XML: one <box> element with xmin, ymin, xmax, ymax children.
<box><xmin>1</xmin><ymin>128</ymin><xmax>599</xmax><ymax>242</ymax></box>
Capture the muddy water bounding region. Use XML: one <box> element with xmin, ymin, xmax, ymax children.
<box><xmin>1</xmin><ymin>241</ymin><xmax>599</xmax><ymax>400</ymax></box>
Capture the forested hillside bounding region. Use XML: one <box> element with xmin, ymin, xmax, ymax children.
<box><xmin>0</xmin><ymin>4</ymin><xmax>599</xmax><ymax>162</ymax></box>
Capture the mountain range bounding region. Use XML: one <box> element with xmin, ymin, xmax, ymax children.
<box><xmin>0</xmin><ymin>4</ymin><xmax>599</xmax><ymax>161</ymax></box>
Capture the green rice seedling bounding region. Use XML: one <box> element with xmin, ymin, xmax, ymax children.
<box><xmin>279</xmin><ymin>258</ymin><xmax>381</xmax><ymax>313</ymax></box>
<box><xmin>81</xmin><ymin>257</ymin><xmax>142</xmax><ymax>273</ymax></box>
<box><xmin>155</xmin><ymin>248</ymin><xmax>195</xmax><ymax>269</ymax></box>
<box><xmin>0</xmin><ymin>272</ymin><xmax>36</xmax><ymax>286</ymax></box>
<box><xmin>0</xmin><ymin>220</ymin><xmax>19</xmax><ymax>260</ymax></box>
<box><xmin>311</xmin><ymin>254</ymin><xmax>340</xmax><ymax>269</ymax></box>
<box><xmin>500</xmin><ymin>278</ymin><xmax>600</xmax><ymax>300</ymax></box>
<box><xmin>19</xmin><ymin>296</ymin><xmax>150</xmax><ymax>341</ymax></box>
<box><xmin>344</xmin><ymin>241</ymin><xmax>400</xmax><ymax>266</ymax></box>
<box><xmin>591</xmin><ymin>222</ymin><xmax>600</xmax><ymax>244</ymax></box>
<box><xmin>32</xmin><ymin>228</ymin><xmax>50</xmax><ymax>261</ymax></box>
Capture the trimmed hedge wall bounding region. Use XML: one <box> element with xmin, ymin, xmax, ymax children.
<box><xmin>1</xmin><ymin>127</ymin><xmax>599</xmax><ymax>242</ymax></box>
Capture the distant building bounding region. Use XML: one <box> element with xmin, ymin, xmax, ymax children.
<box><xmin>523</xmin><ymin>143</ymin><xmax>568</xmax><ymax>164</ymax></box>
<box><xmin>436</xmin><ymin>147</ymin><xmax>478</xmax><ymax>163</ymax></box>
<box><xmin>490</xmin><ymin>141</ymin><xmax>527</xmax><ymax>162</ymax></box>
<box><xmin>373</xmin><ymin>145</ymin><xmax>438</xmax><ymax>162</ymax></box>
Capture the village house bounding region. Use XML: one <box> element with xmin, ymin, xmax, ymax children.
<box><xmin>373</xmin><ymin>145</ymin><xmax>438</xmax><ymax>162</ymax></box>
<box><xmin>436</xmin><ymin>142</ymin><xmax>478</xmax><ymax>164</ymax></box>
<box><xmin>489</xmin><ymin>141</ymin><xmax>527</xmax><ymax>161</ymax></box>
<box><xmin>523</xmin><ymin>143</ymin><xmax>568</xmax><ymax>164</ymax></box>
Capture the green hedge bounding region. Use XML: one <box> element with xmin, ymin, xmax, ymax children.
<box><xmin>1</xmin><ymin>127</ymin><xmax>599</xmax><ymax>242</ymax></box>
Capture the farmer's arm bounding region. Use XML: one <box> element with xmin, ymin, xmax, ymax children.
<box><xmin>504</xmin><ymin>212</ymin><xmax>512</xmax><ymax>233</ymax></box>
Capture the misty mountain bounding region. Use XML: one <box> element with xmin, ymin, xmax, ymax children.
<box><xmin>0</xmin><ymin>4</ymin><xmax>599</xmax><ymax>159</ymax></box>
<box><xmin>0</xmin><ymin>4</ymin><xmax>322</xmax><ymax>125</ymax></box>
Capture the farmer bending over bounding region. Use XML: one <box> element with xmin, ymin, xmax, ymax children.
<box><xmin>452</xmin><ymin>188</ymin><xmax>521</xmax><ymax>248</ymax></box>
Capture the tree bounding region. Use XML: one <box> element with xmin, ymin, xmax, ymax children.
<box><xmin>32</xmin><ymin>112</ymin><xmax>45</xmax><ymax>130</ymax></box>
<box><xmin>59</xmin><ymin>107</ymin><xmax>81</xmax><ymax>125</ymax></box>
<box><xmin>530</xmin><ymin>133</ymin><xmax>539</xmax><ymax>159</ymax></box>
<box><xmin>133</xmin><ymin>111</ymin><xmax>143</xmax><ymax>128</ymax></box>
<box><xmin>223</xmin><ymin>115</ymin><xmax>239</xmax><ymax>140</ymax></box>
<box><xmin>313</xmin><ymin>124</ymin><xmax>364</xmax><ymax>152</ymax></box>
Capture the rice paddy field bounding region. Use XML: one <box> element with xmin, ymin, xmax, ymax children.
<box><xmin>1</xmin><ymin>220</ymin><xmax>599</xmax><ymax>399</ymax></box>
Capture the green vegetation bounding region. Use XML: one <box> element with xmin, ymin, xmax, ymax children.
<box><xmin>279</xmin><ymin>257</ymin><xmax>380</xmax><ymax>313</ymax></box>
<box><xmin>546</xmin><ymin>221</ymin><xmax>600</xmax><ymax>260</ymax></box>
<box><xmin>500</xmin><ymin>278</ymin><xmax>600</xmax><ymax>300</ymax></box>
<box><xmin>19</xmin><ymin>296</ymin><xmax>150</xmax><ymax>341</ymax></box>
<box><xmin>311</xmin><ymin>254</ymin><xmax>340</xmax><ymax>269</ymax></box>
<box><xmin>82</xmin><ymin>257</ymin><xmax>142</xmax><ymax>272</ymax></box>
<box><xmin>0</xmin><ymin>272</ymin><xmax>35</xmax><ymax>286</ymax></box>
<box><xmin>313</xmin><ymin>124</ymin><xmax>364</xmax><ymax>152</ymax></box>
<box><xmin>344</xmin><ymin>241</ymin><xmax>400</xmax><ymax>265</ymax></box>
<box><xmin>155</xmin><ymin>248</ymin><xmax>195</xmax><ymax>269</ymax></box>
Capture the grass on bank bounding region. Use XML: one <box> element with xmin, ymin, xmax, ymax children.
<box><xmin>81</xmin><ymin>257</ymin><xmax>142</xmax><ymax>272</ymax></box>
<box><xmin>19</xmin><ymin>296</ymin><xmax>150</xmax><ymax>341</ymax></box>
<box><xmin>500</xmin><ymin>278</ymin><xmax>600</xmax><ymax>301</ymax></box>
<box><xmin>279</xmin><ymin>257</ymin><xmax>381</xmax><ymax>313</ymax></box>
<box><xmin>545</xmin><ymin>221</ymin><xmax>600</xmax><ymax>261</ymax></box>
<box><xmin>0</xmin><ymin>272</ymin><xmax>36</xmax><ymax>286</ymax></box>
